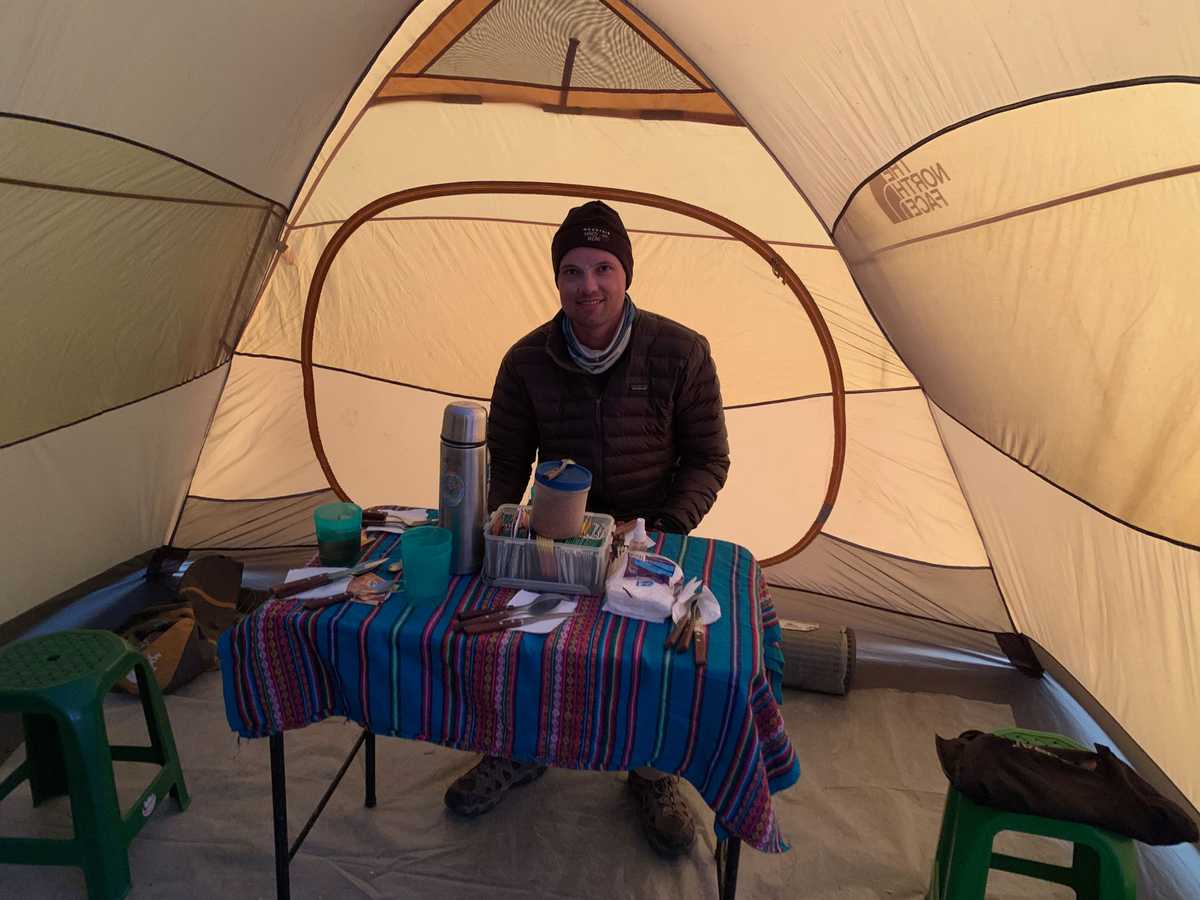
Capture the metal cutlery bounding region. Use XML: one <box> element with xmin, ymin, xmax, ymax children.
<box><xmin>454</xmin><ymin>593</ymin><xmax>567</xmax><ymax>625</ymax></box>
<box><xmin>458</xmin><ymin>609</ymin><xmax>577</xmax><ymax>634</ymax></box>
<box><xmin>269</xmin><ymin>557</ymin><xmax>386</xmax><ymax>599</ymax></box>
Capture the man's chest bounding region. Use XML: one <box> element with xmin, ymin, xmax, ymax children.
<box><xmin>527</xmin><ymin>363</ymin><xmax>676</xmax><ymax>430</ymax></box>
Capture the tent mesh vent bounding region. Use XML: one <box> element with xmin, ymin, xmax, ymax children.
<box><xmin>426</xmin><ymin>0</ymin><xmax>699</xmax><ymax>91</ymax></box>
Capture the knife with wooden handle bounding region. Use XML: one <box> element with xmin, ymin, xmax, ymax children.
<box><xmin>681</xmin><ymin>604</ymin><xmax>699</xmax><ymax>651</ymax></box>
<box><xmin>269</xmin><ymin>557</ymin><xmax>385</xmax><ymax>598</ymax></box>
<box><xmin>665</xmin><ymin>611</ymin><xmax>691</xmax><ymax>649</ymax></box>
<box><xmin>302</xmin><ymin>591</ymin><xmax>354</xmax><ymax>610</ymax></box>
<box><xmin>460</xmin><ymin>610</ymin><xmax>575</xmax><ymax>634</ymax></box>
<box><xmin>693</xmin><ymin>621</ymin><xmax>708</xmax><ymax>667</ymax></box>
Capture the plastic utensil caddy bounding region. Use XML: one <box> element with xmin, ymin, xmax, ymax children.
<box><xmin>483</xmin><ymin>504</ymin><xmax>613</xmax><ymax>596</ymax></box>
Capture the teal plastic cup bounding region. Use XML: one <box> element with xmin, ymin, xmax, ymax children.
<box><xmin>314</xmin><ymin>501</ymin><xmax>362</xmax><ymax>567</ymax></box>
<box><xmin>401</xmin><ymin>526</ymin><xmax>452</xmax><ymax>603</ymax></box>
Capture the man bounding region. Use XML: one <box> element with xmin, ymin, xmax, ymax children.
<box><xmin>444</xmin><ymin>200</ymin><xmax>730</xmax><ymax>857</ymax></box>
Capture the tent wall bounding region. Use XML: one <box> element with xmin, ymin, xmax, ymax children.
<box><xmin>635</xmin><ymin>0</ymin><xmax>1200</xmax><ymax>227</ymax></box>
<box><xmin>837</xmin><ymin>81</ymin><xmax>1200</xmax><ymax>546</ymax></box>
<box><xmin>824</xmin><ymin>79</ymin><xmax>1200</xmax><ymax>812</ymax></box>
<box><xmin>4</xmin><ymin>0</ymin><xmax>1196</xmax><ymax>833</ymax></box>
<box><xmin>0</xmin><ymin>367</ymin><xmax>226</xmax><ymax>624</ymax></box>
<box><xmin>0</xmin><ymin>1</ymin><xmax>420</xmax><ymax>625</ymax></box>
<box><xmin>635</xmin><ymin>0</ymin><xmax>1198</xmax><ymax>813</ymax></box>
<box><xmin>0</xmin><ymin>0</ymin><xmax>420</xmax><ymax>205</ymax></box>
<box><xmin>932</xmin><ymin>405</ymin><xmax>1200</xmax><ymax>817</ymax></box>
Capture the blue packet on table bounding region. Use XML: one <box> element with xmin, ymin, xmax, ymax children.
<box><xmin>626</xmin><ymin>554</ymin><xmax>676</xmax><ymax>584</ymax></box>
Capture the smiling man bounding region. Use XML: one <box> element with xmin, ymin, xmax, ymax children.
<box><xmin>442</xmin><ymin>200</ymin><xmax>731</xmax><ymax>857</ymax></box>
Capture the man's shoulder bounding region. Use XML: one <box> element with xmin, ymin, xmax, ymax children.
<box><xmin>503</xmin><ymin>320</ymin><xmax>553</xmax><ymax>361</ymax></box>
<box><xmin>636</xmin><ymin>309</ymin><xmax>709</xmax><ymax>356</ymax></box>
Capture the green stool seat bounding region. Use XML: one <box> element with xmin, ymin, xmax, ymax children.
<box><xmin>0</xmin><ymin>629</ymin><xmax>189</xmax><ymax>900</ymax></box>
<box><xmin>927</xmin><ymin>727</ymin><xmax>1137</xmax><ymax>899</ymax></box>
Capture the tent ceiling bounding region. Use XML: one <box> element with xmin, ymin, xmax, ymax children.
<box><xmin>376</xmin><ymin>0</ymin><xmax>739</xmax><ymax>124</ymax></box>
<box><xmin>635</xmin><ymin>0</ymin><xmax>1200</xmax><ymax>226</ymax></box>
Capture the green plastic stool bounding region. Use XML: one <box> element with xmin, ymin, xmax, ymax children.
<box><xmin>0</xmin><ymin>629</ymin><xmax>190</xmax><ymax>900</ymax></box>
<box><xmin>927</xmin><ymin>727</ymin><xmax>1137</xmax><ymax>899</ymax></box>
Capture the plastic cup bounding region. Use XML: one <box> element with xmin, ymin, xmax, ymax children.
<box><xmin>401</xmin><ymin>526</ymin><xmax>453</xmax><ymax>603</ymax></box>
<box><xmin>314</xmin><ymin>501</ymin><xmax>362</xmax><ymax>567</ymax></box>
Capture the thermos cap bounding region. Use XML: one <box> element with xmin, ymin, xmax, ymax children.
<box><xmin>441</xmin><ymin>401</ymin><xmax>487</xmax><ymax>446</ymax></box>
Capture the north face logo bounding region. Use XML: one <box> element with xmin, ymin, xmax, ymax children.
<box><xmin>869</xmin><ymin>159</ymin><xmax>951</xmax><ymax>224</ymax></box>
<box><xmin>582</xmin><ymin>225</ymin><xmax>611</xmax><ymax>242</ymax></box>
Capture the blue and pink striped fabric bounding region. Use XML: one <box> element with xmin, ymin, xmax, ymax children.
<box><xmin>218</xmin><ymin>531</ymin><xmax>799</xmax><ymax>851</ymax></box>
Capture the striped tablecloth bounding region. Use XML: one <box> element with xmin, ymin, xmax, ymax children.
<box><xmin>218</xmin><ymin>530</ymin><xmax>800</xmax><ymax>852</ymax></box>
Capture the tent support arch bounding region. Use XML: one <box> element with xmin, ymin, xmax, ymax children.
<box><xmin>299</xmin><ymin>180</ymin><xmax>847</xmax><ymax>563</ymax></box>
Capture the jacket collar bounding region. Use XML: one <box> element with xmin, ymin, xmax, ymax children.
<box><xmin>546</xmin><ymin>305</ymin><xmax>659</xmax><ymax>374</ymax></box>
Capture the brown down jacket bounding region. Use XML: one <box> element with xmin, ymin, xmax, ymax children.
<box><xmin>486</xmin><ymin>308</ymin><xmax>730</xmax><ymax>533</ymax></box>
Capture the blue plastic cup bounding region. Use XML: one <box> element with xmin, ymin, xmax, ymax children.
<box><xmin>401</xmin><ymin>526</ymin><xmax>453</xmax><ymax>603</ymax></box>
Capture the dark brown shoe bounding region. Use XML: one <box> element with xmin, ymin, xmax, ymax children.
<box><xmin>628</xmin><ymin>771</ymin><xmax>696</xmax><ymax>857</ymax></box>
<box><xmin>444</xmin><ymin>755</ymin><xmax>546</xmax><ymax>817</ymax></box>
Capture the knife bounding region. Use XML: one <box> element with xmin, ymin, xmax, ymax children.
<box><xmin>270</xmin><ymin>557</ymin><xmax>386</xmax><ymax>598</ymax></box>
<box><xmin>693</xmin><ymin>621</ymin><xmax>708</xmax><ymax>667</ymax></box>
<box><xmin>459</xmin><ymin>610</ymin><xmax>576</xmax><ymax>634</ymax></box>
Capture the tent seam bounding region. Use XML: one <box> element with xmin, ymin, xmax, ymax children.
<box><xmin>1028</xmin><ymin>637</ymin><xmax>1200</xmax><ymax>823</ymax></box>
<box><xmin>235</xmin><ymin>351</ymin><xmax>492</xmax><ymax>401</ymax></box>
<box><xmin>287</xmin><ymin>214</ymin><xmax>838</xmax><ymax>250</ymax></box>
<box><xmin>0</xmin><ymin>362</ymin><xmax>232</xmax><ymax>451</ymax></box>
<box><xmin>417</xmin><ymin>0</ymin><xmax>502</xmax><ymax>75</ymax></box>
<box><xmin>762</xmin><ymin>582</ymin><xmax>1001</xmax><ymax>635</ymax></box>
<box><xmin>817</xmin><ymin>530</ymin><xmax>995</xmax><ymax>572</ymax></box>
<box><xmin>185</xmin><ymin>487</ymin><xmax>335</xmax><ymax>504</ymax></box>
<box><xmin>168</xmin><ymin>543</ymin><xmax>316</xmax><ymax>552</ymax></box>
<box><xmin>845</xmin><ymin>161</ymin><xmax>1200</xmax><ymax>261</ymax></box>
<box><xmin>925</xmin><ymin>395</ymin><xmax>1021</xmax><ymax>633</ymax></box>
<box><xmin>0</xmin><ymin>112</ymin><xmax>288</xmax><ymax>207</ymax></box>
<box><xmin>831</xmin><ymin>75</ymin><xmax>1200</xmax><ymax>233</ymax></box>
<box><xmin>234</xmin><ymin>351</ymin><xmax>900</xmax><ymax>410</ymax></box>
<box><xmin>0</xmin><ymin>175</ymin><xmax>284</xmax><ymax>213</ymax></box>
<box><xmin>618</xmin><ymin>2</ymin><xmax>841</xmax><ymax>241</ymax></box>
<box><xmin>286</xmin><ymin>3</ymin><xmax>425</xmax><ymax>210</ymax></box>
<box><xmin>598</xmin><ymin>0</ymin><xmax>708</xmax><ymax>89</ymax></box>
<box><xmin>725</xmin><ymin>385</ymin><xmax>918</xmax><ymax>410</ymax></box>
<box><xmin>929</xmin><ymin>398</ymin><xmax>1200</xmax><ymax>553</ymax></box>
<box><xmin>164</xmin><ymin>363</ymin><xmax>237</xmax><ymax>548</ymax></box>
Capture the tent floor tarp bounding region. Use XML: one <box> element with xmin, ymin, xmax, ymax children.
<box><xmin>2</xmin><ymin>630</ymin><xmax>1196</xmax><ymax>898</ymax></box>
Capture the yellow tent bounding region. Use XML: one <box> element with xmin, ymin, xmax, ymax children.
<box><xmin>2</xmin><ymin>2</ymin><xmax>1197</xmax><ymax>892</ymax></box>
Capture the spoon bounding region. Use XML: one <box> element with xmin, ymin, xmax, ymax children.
<box><xmin>454</xmin><ymin>593</ymin><xmax>568</xmax><ymax>624</ymax></box>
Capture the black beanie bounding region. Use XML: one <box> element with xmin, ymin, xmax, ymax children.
<box><xmin>551</xmin><ymin>200</ymin><xmax>633</xmax><ymax>287</ymax></box>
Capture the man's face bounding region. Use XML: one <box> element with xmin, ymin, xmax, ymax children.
<box><xmin>556</xmin><ymin>246</ymin><xmax>627</xmax><ymax>342</ymax></box>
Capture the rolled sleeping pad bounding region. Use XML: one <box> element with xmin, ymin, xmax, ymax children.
<box><xmin>779</xmin><ymin>620</ymin><xmax>856</xmax><ymax>695</ymax></box>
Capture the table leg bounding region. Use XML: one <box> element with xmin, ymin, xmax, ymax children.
<box><xmin>715</xmin><ymin>837</ymin><xmax>741</xmax><ymax>900</ymax></box>
<box><xmin>269</xmin><ymin>733</ymin><xmax>290</xmax><ymax>900</ymax></box>
<box><xmin>364</xmin><ymin>730</ymin><xmax>377</xmax><ymax>808</ymax></box>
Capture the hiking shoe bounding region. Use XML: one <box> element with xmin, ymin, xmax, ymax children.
<box><xmin>628</xmin><ymin>770</ymin><xmax>696</xmax><ymax>856</ymax></box>
<box><xmin>444</xmin><ymin>755</ymin><xmax>547</xmax><ymax>817</ymax></box>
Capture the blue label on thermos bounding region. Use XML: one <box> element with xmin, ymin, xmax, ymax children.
<box><xmin>441</xmin><ymin>472</ymin><xmax>465</xmax><ymax>507</ymax></box>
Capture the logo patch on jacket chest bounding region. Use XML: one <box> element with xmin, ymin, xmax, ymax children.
<box><xmin>628</xmin><ymin>380</ymin><xmax>649</xmax><ymax>393</ymax></box>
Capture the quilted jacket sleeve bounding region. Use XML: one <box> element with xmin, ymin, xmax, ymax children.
<box><xmin>655</xmin><ymin>336</ymin><xmax>730</xmax><ymax>532</ymax></box>
<box><xmin>486</xmin><ymin>350</ymin><xmax>539</xmax><ymax>511</ymax></box>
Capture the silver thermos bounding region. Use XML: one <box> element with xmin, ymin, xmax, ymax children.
<box><xmin>438</xmin><ymin>401</ymin><xmax>488</xmax><ymax>574</ymax></box>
